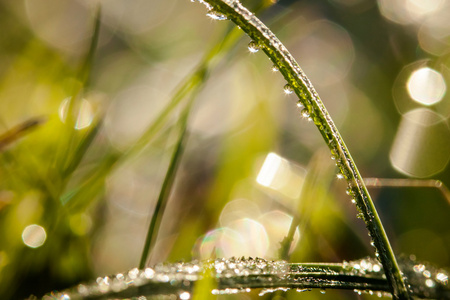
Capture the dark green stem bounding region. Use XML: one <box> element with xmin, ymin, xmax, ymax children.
<box><xmin>139</xmin><ymin>103</ymin><xmax>192</xmax><ymax>269</ymax></box>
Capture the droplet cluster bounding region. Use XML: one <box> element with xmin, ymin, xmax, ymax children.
<box><xmin>42</xmin><ymin>256</ymin><xmax>448</xmax><ymax>299</ymax></box>
<box><xmin>342</xmin><ymin>257</ymin><xmax>383</xmax><ymax>276</ymax></box>
<box><xmin>400</xmin><ymin>256</ymin><xmax>449</xmax><ymax>299</ymax></box>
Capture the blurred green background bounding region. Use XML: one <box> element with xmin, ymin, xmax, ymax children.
<box><xmin>0</xmin><ymin>0</ymin><xmax>449</xmax><ymax>299</ymax></box>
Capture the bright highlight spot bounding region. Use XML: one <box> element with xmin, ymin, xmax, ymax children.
<box><xmin>425</xmin><ymin>279</ymin><xmax>436</xmax><ymax>288</ymax></box>
<box><xmin>256</xmin><ymin>153</ymin><xmax>306</xmax><ymax>200</ymax></box>
<box><xmin>406</xmin><ymin>0</ymin><xmax>444</xmax><ymax>19</ymax></box>
<box><xmin>257</xmin><ymin>153</ymin><xmax>283</xmax><ymax>187</ymax></box>
<box><xmin>407</xmin><ymin>67</ymin><xmax>446</xmax><ymax>105</ymax></box>
<box><xmin>179</xmin><ymin>292</ymin><xmax>190</xmax><ymax>300</ymax></box>
<box><xmin>22</xmin><ymin>224</ymin><xmax>47</xmax><ymax>248</ymax></box>
<box><xmin>436</xmin><ymin>272</ymin><xmax>448</xmax><ymax>284</ymax></box>
<box><xmin>59</xmin><ymin>97</ymin><xmax>94</xmax><ymax>129</ymax></box>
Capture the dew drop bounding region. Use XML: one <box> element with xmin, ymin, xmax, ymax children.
<box><xmin>301</xmin><ymin>109</ymin><xmax>310</xmax><ymax>118</ymax></box>
<box><xmin>283</xmin><ymin>84</ymin><xmax>293</xmax><ymax>95</ymax></box>
<box><xmin>336</xmin><ymin>173</ymin><xmax>344</xmax><ymax>179</ymax></box>
<box><xmin>354</xmin><ymin>289</ymin><xmax>362</xmax><ymax>295</ymax></box>
<box><xmin>413</xmin><ymin>264</ymin><xmax>426</xmax><ymax>273</ymax></box>
<box><xmin>425</xmin><ymin>279</ymin><xmax>435</xmax><ymax>288</ymax></box>
<box><xmin>346</xmin><ymin>188</ymin><xmax>353</xmax><ymax>195</ymax></box>
<box><xmin>206</xmin><ymin>10</ymin><xmax>227</xmax><ymax>20</ymax></box>
<box><xmin>436</xmin><ymin>272</ymin><xmax>448</xmax><ymax>284</ymax></box>
<box><xmin>248</xmin><ymin>41</ymin><xmax>260</xmax><ymax>53</ymax></box>
<box><xmin>59</xmin><ymin>97</ymin><xmax>95</xmax><ymax>130</ymax></box>
<box><xmin>296</xmin><ymin>102</ymin><xmax>304</xmax><ymax>108</ymax></box>
<box><xmin>320</xmin><ymin>289</ymin><xmax>326</xmax><ymax>294</ymax></box>
<box><xmin>351</xmin><ymin>199</ymin><xmax>356</xmax><ymax>204</ymax></box>
<box><xmin>373</xmin><ymin>264</ymin><xmax>381</xmax><ymax>272</ymax></box>
<box><xmin>272</xmin><ymin>65</ymin><xmax>279</xmax><ymax>72</ymax></box>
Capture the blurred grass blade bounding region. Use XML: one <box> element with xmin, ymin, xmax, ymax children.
<box><xmin>78</xmin><ymin>5</ymin><xmax>101</xmax><ymax>90</ymax></box>
<box><xmin>123</xmin><ymin>27</ymin><xmax>241</xmax><ymax>161</ymax></box>
<box><xmin>56</xmin><ymin>6</ymin><xmax>101</xmax><ymax>176</ymax></box>
<box><xmin>0</xmin><ymin>117</ymin><xmax>46</xmax><ymax>151</ymax></box>
<box><xmin>139</xmin><ymin>102</ymin><xmax>192</xmax><ymax>269</ymax></box>
<box><xmin>279</xmin><ymin>149</ymin><xmax>334</xmax><ymax>260</ymax></box>
<box><xmin>62</xmin><ymin>119</ymin><xmax>102</xmax><ymax>179</ymax></box>
<box><xmin>61</xmin><ymin>27</ymin><xmax>243</xmax><ymax>208</ymax></box>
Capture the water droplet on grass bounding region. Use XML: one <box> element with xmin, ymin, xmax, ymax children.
<box><xmin>272</xmin><ymin>65</ymin><xmax>279</xmax><ymax>72</ymax></box>
<box><xmin>373</xmin><ymin>264</ymin><xmax>381</xmax><ymax>272</ymax></box>
<box><xmin>248</xmin><ymin>41</ymin><xmax>260</xmax><ymax>53</ymax></box>
<box><xmin>414</xmin><ymin>264</ymin><xmax>426</xmax><ymax>273</ymax></box>
<box><xmin>425</xmin><ymin>279</ymin><xmax>436</xmax><ymax>288</ymax></box>
<box><xmin>206</xmin><ymin>10</ymin><xmax>227</xmax><ymax>20</ymax></box>
<box><xmin>259</xmin><ymin>287</ymin><xmax>290</xmax><ymax>296</ymax></box>
<box><xmin>436</xmin><ymin>272</ymin><xmax>448</xmax><ymax>284</ymax></box>
<box><xmin>301</xmin><ymin>109</ymin><xmax>310</xmax><ymax>118</ymax></box>
<box><xmin>336</xmin><ymin>173</ymin><xmax>344</xmax><ymax>179</ymax></box>
<box><xmin>283</xmin><ymin>84</ymin><xmax>293</xmax><ymax>94</ymax></box>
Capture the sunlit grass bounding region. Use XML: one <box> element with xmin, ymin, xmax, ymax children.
<box><xmin>0</xmin><ymin>0</ymin><xmax>449</xmax><ymax>299</ymax></box>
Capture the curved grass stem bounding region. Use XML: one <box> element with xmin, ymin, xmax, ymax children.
<box><xmin>198</xmin><ymin>1</ymin><xmax>411</xmax><ymax>299</ymax></box>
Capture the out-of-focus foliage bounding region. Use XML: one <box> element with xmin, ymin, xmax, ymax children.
<box><xmin>0</xmin><ymin>0</ymin><xmax>449</xmax><ymax>299</ymax></box>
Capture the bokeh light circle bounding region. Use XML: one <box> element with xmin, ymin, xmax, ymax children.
<box><xmin>390</xmin><ymin>108</ymin><xmax>450</xmax><ymax>178</ymax></box>
<box><xmin>418</xmin><ymin>2</ymin><xmax>450</xmax><ymax>55</ymax></box>
<box><xmin>377</xmin><ymin>0</ymin><xmax>445</xmax><ymax>25</ymax></box>
<box><xmin>407</xmin><ymin>67</ymin><xmax>446</xmax><ymax>106</ymax></box>
<box><xmin>22</xmin><ymin>224</ymin><xmax>47</xmax><ymax>248</ymax></box>
<box><xmin>393</xmin><ymin>60</ymin><xmax>450</xmax><ymax>117</ymax></box>
<box><xmin>258</xmin><ymin>210</ymin><xmax>300</xmax><ymax>258</ymax></box>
